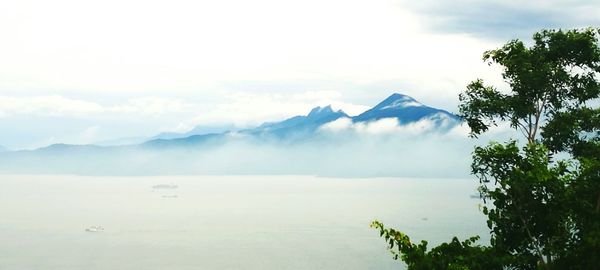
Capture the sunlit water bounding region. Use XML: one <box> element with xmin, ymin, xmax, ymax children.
<box><xmin>0</xmin><ymin>175</ymin><xmax>489</xmax><ymax>269</ymax></box>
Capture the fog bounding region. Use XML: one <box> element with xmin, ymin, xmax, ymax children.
<box><xmin>0</xmin><ymin>119</ymin><xmax>517</xmax><ymax>178</ymax></box>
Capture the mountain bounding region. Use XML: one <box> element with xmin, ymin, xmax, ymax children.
<box><xmin>96</xmin><ymin>93</ymin><xmax>460</xmax><ymax>148</ymax></box>
<box><xmin>352</xmin><ymin>93</ymin><xmax>460</xmax><ymax>125</ymax></box>
<box><xmin>0</xmin><ymin>93</ymin><xmax>468</xmax><ymax>176</ymax></box>
<box><xmin>149</xmin><ymin>124</ymin><xmax>238</xmax><ymax>141</ymax></box>
<box><xmin>136</xmin><ymin>105</ymin><xmax>348</xmax><ymax>146</ymax></box>
<box><xmin>95</xmin><ymin>136</ymin><xmax>147</xmax><ymax>146</ymax></box>
<box><xmin>92</xmin><ymin>93</ymin><xmax>462</xmax><ymax>148</ymax></box>
<box><xmin>95</xmin><ymin>124</ymin><xmax>238</xmax><ymax>146</ymax></box>
<box><xmin>9</xmin><ymin>93</ymin><xmax>462</xmax><ymax>151</ymax></box>
<box><xmin>142</xmin><ymin>133</ymin><xmax>226</xmax><ymax>148</ymax></box>
<box><xmin>241</xmin><ymin>105</ymin><xmax>349</xmax><ymax>139</ymax></box>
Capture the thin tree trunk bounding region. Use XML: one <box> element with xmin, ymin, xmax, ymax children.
<box><xmin>596</xmin><ymin>191</ymin><xmax>600</xmax><ymax>213</ymax></box>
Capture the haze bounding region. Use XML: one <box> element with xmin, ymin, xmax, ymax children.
<box><xmin>1</xmin><ymin>0</ymin><xmax>598</xmax><ymax>149</ymax></box>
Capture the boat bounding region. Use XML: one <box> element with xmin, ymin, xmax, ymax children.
<box><xmin>85</xmin><ymin>226</ymin><xmax>105</xmax><ymax>232</ymax></box>
<box><xmin>469</xmin><ymin>194</ymin><xmax>481</xmax><ymax>199</ymax></box>
<box><xmin>152</xmin><ymin>184</ymin><xmax>178</xmax><ymax>189</ymax></box>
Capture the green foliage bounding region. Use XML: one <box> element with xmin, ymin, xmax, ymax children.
<box><xmin>370</xmin><ymin>221</ymin><xmax>505</xmax><ymax>270</ymax></box>
<box><xmin>459</xmin><ymin>28</ymin><xmax>600</xmax><ymax>143</ymax></box>
<box><xmin>473</xmin><ymin>142</ymin><xmax>574</xmax><ymax>269</ymax></box>
<box><xmin>373</xmin><ymin>28</ymin><xmax>600</xmax><ymax>269</ymax></box>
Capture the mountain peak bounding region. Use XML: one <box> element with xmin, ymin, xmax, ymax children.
<box><xmin>388</xmin><ymin>92</ymin><xmax>413</xmax><ymax>99</ymax></box>
<box><xmin>352</xmin><ymin>92</ymin><xmax>461</xmax><ymax>125</ymax></box>
<box><xmin>374</xmin><ymin>93</ymin><xmax>422</xmax><ymax>110</ymax></box>
<box><xmin>307</xmin><ymin>105</ymin><xmax>343</xmax><ymax>117</ymax></box>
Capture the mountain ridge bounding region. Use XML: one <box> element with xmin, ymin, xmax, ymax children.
<box><xmin>11</xmin><ymin>93</ymin><xmax>461</xmax><ymax>151</ymax></box>
<box><xmin>352</xmin><ymin>93</ymin><xmax>460</xmax><ymax>125</ymax></box>
<box><xmin>0</xmin><ymin>93</ymin><xmax>468</xmax><ymax>177</ymax></box>
<box><xmin>135</xmin><ymin>92</ymin><xmax>461</xmax><ymax>146</ymax></box>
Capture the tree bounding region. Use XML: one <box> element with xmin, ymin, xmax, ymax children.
<box><xmin>372</xmin><ymin>28</ymin><xmax>600</xmax><ymax>269</ymax></box>
<box><xmin>371</xmin><ymin>221</ymin><xmax>505</xmax><ymax>270</ymax></box>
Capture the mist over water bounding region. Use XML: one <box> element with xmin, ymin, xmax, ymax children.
<box><xmin>0</xmin><ymin>175</ymin><xmax>488</xmax><ymax>270</ymax></box>
<box><xmin>0</xmin><ymin>121</ymin><xmax>504</xmax><ymax>269</ymax></box>
<box><xmin>0</xmin><ymin>128</ymin><xmax>485</xmax><ymax>177</ymax></box>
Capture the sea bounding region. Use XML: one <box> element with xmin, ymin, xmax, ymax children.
<box><xmin>0</xmin><ymin>175</ymin><xmax>489</xmax><ymax>270</ymax></box>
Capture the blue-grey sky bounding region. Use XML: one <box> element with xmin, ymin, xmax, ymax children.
<box><xmin>0</xmin><ymin>0</ymin><xmax>598</xmax><ymax>149</ymax></box>
<box><xmin>401</xmin><ymin>0</ymin><xmax>599</xmax><ymax>40</ymax></box>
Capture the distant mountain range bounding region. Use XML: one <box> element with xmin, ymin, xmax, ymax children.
<box><xmin>0</xmin><ymin>93</ymin><xmax>467</xmax><ymax>177</ymax></box>
<box><xmin>139</xmin><ymin>93</ymin><xmax>460</xmax><ymax>147</ymax></box>
<box><xmin>95</xmin><ymin>124</ymin><xmax>239</xmax><ymax>146</ymax></box>
<box><xmin>149</xmin><ymin>124</ymin><xmax>239</xmax><ymax>141</ymax></box>
<box><xmin>3</xmin><ymin>93</ymin><xmax>461</xmax><ymax>152</ymax></box>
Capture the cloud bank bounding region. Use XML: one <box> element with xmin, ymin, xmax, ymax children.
<box><xmin>0</xmin><ymin>116</ymin><xmax>521</xmax><ymax>178</ymax></box>
<box><xmin>0</xmin><ymin>131</ymin><xmax>474</xmax><ymax>178</ymax></box>
<box><xmin>0</xmin><ymin>91</ymin><xmax>371</xmax><ymax>149</ymax></box>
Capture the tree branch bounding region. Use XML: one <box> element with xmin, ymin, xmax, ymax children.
<box><xmin>531</xmin><ymin>95</ymin><xmax>549</xmax><ymax>143</ymax></box>
<box><xmin>516</xmin><ymin>121</ymin><xmax>531</xmax><ymax>140</ymax></box>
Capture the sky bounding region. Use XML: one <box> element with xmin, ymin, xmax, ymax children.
<box><xmin>1</xmin><ymin>0</ymin><xmax>599</xmax><ymax>149</ymax></box>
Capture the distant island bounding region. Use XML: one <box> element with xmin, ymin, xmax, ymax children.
<box><xmin>0</xmin><ymin>93</ymin><xmax>471</xmax><ymax>177</ymax></box>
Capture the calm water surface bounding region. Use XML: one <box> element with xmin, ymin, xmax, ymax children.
<box><xmin>0</xmin><ymin>175</ymin><xmax>488</xmax><ymax>269</ymax></box>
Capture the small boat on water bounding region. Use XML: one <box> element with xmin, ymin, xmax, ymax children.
<box><xmin>85</xmin><ymin>226</ymin><xmax>105</xmax><ymax>232</ymax></box>
<box><xmin>469</xmin><ymin>194</ymin><xmax>481</xmax><ymax>199</ymax></box>
<box><xmin>152</xmin><ymin>184</ymin><xmax>178</xmax><ymax>189</ymax></box>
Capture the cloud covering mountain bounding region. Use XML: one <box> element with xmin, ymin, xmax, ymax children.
<box><xmin>137</xmin><ymin>93</ymin><xmax>462</xmax><ymax>145</ymax></box>
<box><xmin>2</xmin><ymin>0</ymin><xmax>596</xmax><ymax>152</ymax></box>
<box><xmin>0</xmin><ymin>93</ymin><xmax>476</xmax><ymax>177</ymax></box>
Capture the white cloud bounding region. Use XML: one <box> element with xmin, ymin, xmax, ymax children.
<box><xmin>319</xmin><ymin>117</ymin><xmax>354</xmax><ymax>132</ymax></box>
<box><xmin>0</xmin><ymin>91</ymin><xmax>372</xmax><ymax>148</ymax></box>
<box><xmin>447</xmin><ymin>123</ymin><xmax>472</xmax><ymax>138</ymax></box>
<box><xmin>399</xmin><ymin>0</ymin><xmax>600</xmax><ymax>40</ymax></box>
<box><xmin>292</xmin><ymin>91</ymin><xmax>341</xmax><ymax>101</ymax></box>
<box><xmin>0</xmin><ymin>0</ymin><xmax>499</xmax><ymax>104</ymax></box>
<box><xmin>320</xmin><ymin>117</ymin><xmax>443</xmax><ymax>135</ymax></box>
<box><xmin>0</xmin><ymin>95</ymin><xmax>197</xmax><ymax>117</ymax></box>
<box><xmin>0</xmin><ymin>0</ymin><xmax>577</xmax><ymax>148</ymax></box>
<box><xmin>79</xmin><ymin>126</ymin><xmax>101</xmax><ymax>144</ymax></box>
<box><xmin>0</xmin><ymin>90</ymin><xmax>370</xmax><ymax>138</ymax></box>
<box><xmin>446</xmin><ymin>120</ymin><xmax>519</xmax><ymax>141</ymax></box>
<box><xmin>0</xmin><ymin>95</ymin><xmax>104</xmax><ymax>117</ymax></box>
<box><xmin>360</xmin><ymin>118</ymin><xmax>403</xmax><ymax>134</ymax></box>
<box><xmin>111</xmin><ymin>97</ymin><xmax>196</xmax><ymax>115</ymax></box>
